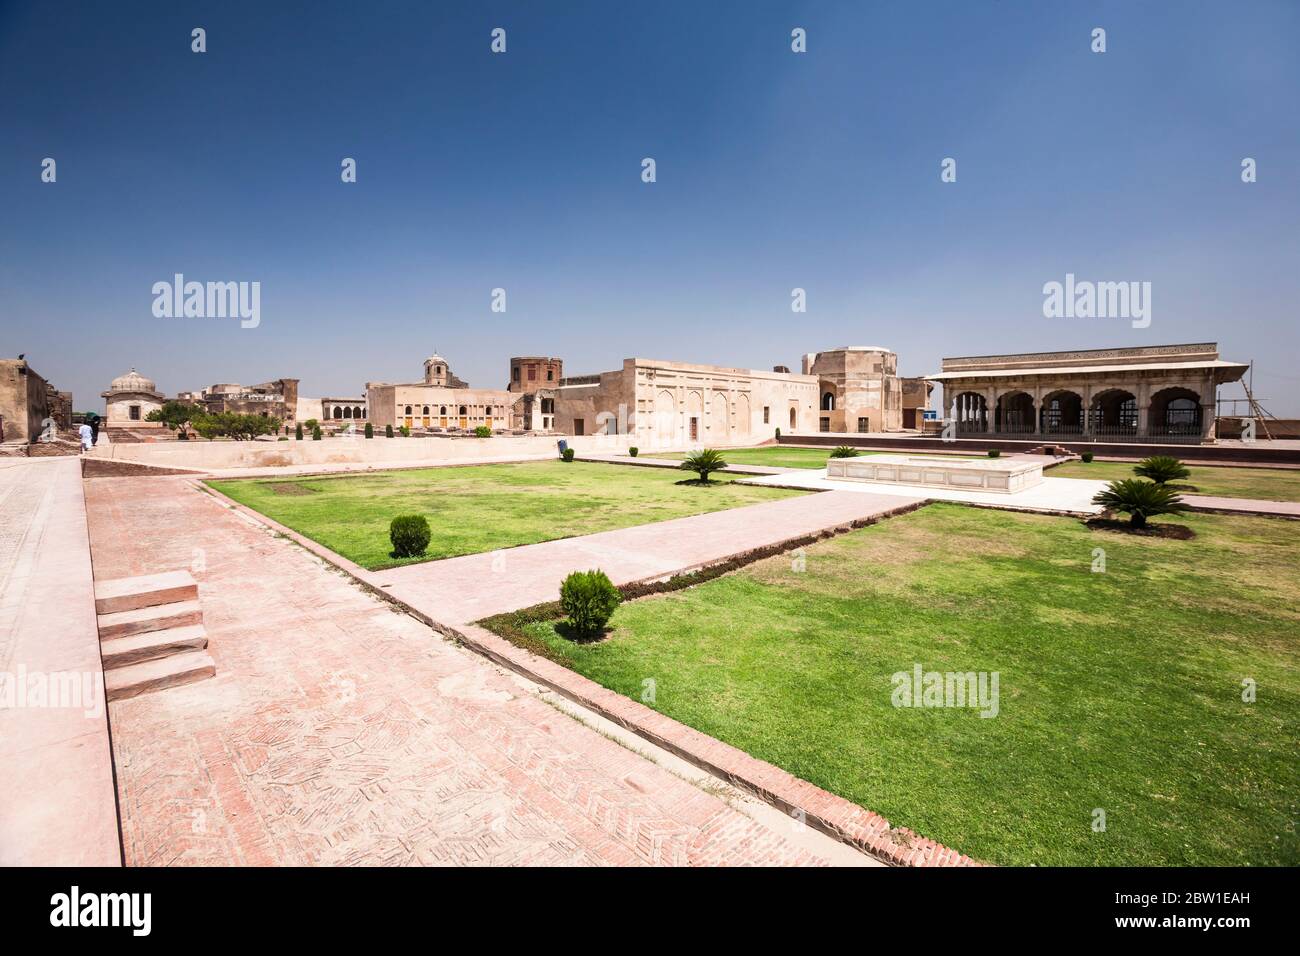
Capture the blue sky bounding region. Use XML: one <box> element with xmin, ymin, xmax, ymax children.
<box><xmin>2</xmin><ymin>0</ymin><xmax>1297</xmax><ymax>414</ymax></box>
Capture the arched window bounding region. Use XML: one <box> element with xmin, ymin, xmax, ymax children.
<box><xmin>404</xmin><ymin>405</ymin><xmax>412</xmax><ymax>416</ymax></box>
<box><xmin>422</xmin><ymin>406</ymin><xmax>429</xmax><ymax>415</ymax></box>
<box><xmin>459</xmin><ymin>406</ymin><xmax>467</xmax><ymax>416</ymax></box>
<box><xmin>440</xmin><ymin>406</ymin><xmax>447</xmax><ymax>415</ymax></box>
<box><xmin>821</xmin><ymin>392</ymin><xmax>835</xmax><ymax>411</ymax></box>
<box><xmin>343</xmin><ymin>406</ymin><xmax>352</xmax><ymax>419</ymax></box>
<box><xmin>334</xmin><ymin>407</ymin><xmax>344</xmax><ymax>419</ymax></box>
<box><xmin>355</xmin><ymin>406</ymin><xmax>363</xmax><ymax>419</ymax></box>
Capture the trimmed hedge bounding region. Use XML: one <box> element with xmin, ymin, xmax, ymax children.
<box><xmin>389</xmin><ymin>514</ymin><xmax>431</xmax><ymax>558</ymax></box>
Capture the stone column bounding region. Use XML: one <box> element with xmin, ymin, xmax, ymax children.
<box><xmin>1136</xmin><ymin>381</ymin><xmax>1150</xmax><ymax>439</ymax></box>
<box><xmin>1032</xmin><ymin>384</ymin><xmax>1043</xmax><ymax>436</ymax></box>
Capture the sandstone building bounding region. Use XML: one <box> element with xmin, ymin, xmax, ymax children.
<box><xmin>367</xmin><ymin>353</ymin><xmax>514</xmax><ymax>432</ymax></box>
<box><xmin>102</xmin><ymin>368</ymin><xmax>165</xmax><ymax>426</ymax></box>
<box><xmin>926</xmin><ymin>343</ymin><xmax>1248</xmax><ymax>443</ymax></box>
<box><xmin>1</xmin><ymin>357</ymin><xmax>70</xmax><ymax>447</ymax></box>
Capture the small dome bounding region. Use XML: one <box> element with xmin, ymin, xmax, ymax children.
<box><xmin>423</xmin><ymin>354</ymin><xmax>446</xmax><ymax>367</ymax></box>
<box><xmin>109</xmin><ymin>368</ymin><xmax>157</xmax><ymax>393</ymax></box>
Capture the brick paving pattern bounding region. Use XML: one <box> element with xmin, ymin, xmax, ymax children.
<box><xmin>84</xmin><ymin>476</ymin><xmax>833</xmax><ymax>866</ymax></box>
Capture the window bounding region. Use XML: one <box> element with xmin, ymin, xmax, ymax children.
<box><xmin>763</xmin><ymin>406</ymin><xmax>770</xmax><ymax>424</ymax></box>
<box><xmin>820</xmin><ymin>417</ymin><xmax>830</xmax><ymax>432</ymax></box>
<box><xmin>404</xmin><ymin>406</ymin><xmax>412</xmax><ymax>416</ymax></box>
<box><xmin>512</xmin><ymin>367</ymin><xmax>520</xmax><ymax>381</ymax></box>
<box><xmin>129</xmin><ymin>405</ymin><xmax>141</xmax><ymax>421</ymax></box>
<box><xmin>459</xmin><ymin>406</ymin><xmax>467</xmax><ymax>416</ymax></box>
<box><xmin>574</xmin><ymin>419</ymin><xmax>585</xmax><ymax>436</ymax></box>
<box><xmin>440</xmin><ymin>406</ymin><xmax>447</xmax><ymax>415</ymax></box>
<box><xmin>335</xmin><ymin>407</ymin><xmax>344</xmax><ymax>419</ymax></box>
<box><xmin>527</xmin><ymin>366</ymin><xmax>537</xmax><ymax>381</ymax></box>
<box><xmin>422</xmin><ymin>406</ymin><xmax>429</xmax><ymax>415</ymax></box>
<box><xmin>546</xmin><ymin>369</ymin><xmax>554</xmax><ymax>381</ymax></box>
<box><xmin>821</xmin><ymin>392</ymin><xmax>835</xmax><ymax>411</ymax></box>
<box><xmin>857</xmin><ymin>417</ymin><xmax>868</xmax><ymax>433</ymax></box>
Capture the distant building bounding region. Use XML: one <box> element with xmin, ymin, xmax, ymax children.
<box><xmin>508</xmin><ymin>356</ymin><xmax>563</xmax><ymax>432</ymax></box>
<box><xmin>801</xmin><ymin>346</ymin><xmax>907</xmax><ymax>433</ymax></box>
<box><xmin>320</xmin><ymin>397</ymin><xmax>367</xmax><ymax>423</ymax></box>
<box><xmin>179</xmin><ymin>379</ymin><xmax>300</xmax><ymax>424</ymax></box>
<box><xmin>925</xmin><ymin>343</ymin><xmax>1249</xmax><ymax>443</ymax></box>
<box><xmin>367</xmin><ymin>353</ymin><xmax>514</xmax><ymax>432</ymax></box>
<box><xmin>102</xmin><ymin>368</ymin><xmax>164</xmax><ymax>427</ymax></box>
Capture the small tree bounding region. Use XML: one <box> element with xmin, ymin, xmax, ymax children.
<box><xmin>1092</xmin><ymin>479</ymin><xmax>1187</xmax><ymax>529</ymax></box>
<box><xmin>560</xmin><ymin>570</ymin><xmax>621</xmax><ymax>639</ymax></box>
<box><xmin>680</xmin><ymin>448</ymin><xmax>727</xmax><ymax>482</ymax></box>
<box><xmin>399</xmin><ymin>424</ymin><xmax>411</xmax><ymax>437</ymax></box>
<box><xmin>389</xmin><ymin>514</ymin><xmax>431</xmax><ymax>558</ymax></box>
<box><xmin>295</xmin><ymin>422</ymin><xmax>303</xmax><ymax>440</ymax></box>
<box><xmin>385</xmin><ymin>423</ymin><xmax>394</xmax><ymax>438</ymax></box>
<box><xmin>1134</xmin><ymin>456</ymin><xmax>1190</xmax><ymax>485</ymax></box>
<box><xmin>146</xmin><ymin>401</ymin><xmax>205</xmax><ymax>439</ymax></box>
<box><xmin>304</xmin><ymin>418</ymin><xmax>319</xmax><ymax>432</ymax></box>
<box><xmin>473</xmin><ymin>425</ymin><xmax>492</xmax><ymax>438</ymax></box>
<box><xmin>829</xmin><ymin>446</ymin><xmax>859</xmax><ymax>458</ymax></box>
<box><xmin>312</xmin><ymin>424</ymin><xmax>322</xmax><ymax>441</ymax></box>
<box><xmin>364</xmin><ymin>422</ymin><xmax>373</xmax><ymax>439</ymax></box>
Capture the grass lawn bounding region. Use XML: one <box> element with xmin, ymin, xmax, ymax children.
<box><xmin>207</xmin><ymin>460</ymin><xmax>803</xmax><ymax>570</ymax></box>
<box><xmin>1051</xmin><ymin>459</ymin><xmax>1300</xmax><ymax>502</ymax></box>
<box><xmin>488</xmin><ymin>503</ymin><xmax>1300</xmax><ymax>866</ymax></box>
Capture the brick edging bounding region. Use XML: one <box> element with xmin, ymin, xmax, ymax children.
<box><xmin>194</xmin><ymin>479</ymin><xmax>983</xmax><ymax>867</ymax></box>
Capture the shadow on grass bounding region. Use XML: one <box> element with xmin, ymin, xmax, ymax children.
<box><xmin>1084</xmin><ymin>517</ymin><xmax>1196</xmax><ymax>539</ymax></box>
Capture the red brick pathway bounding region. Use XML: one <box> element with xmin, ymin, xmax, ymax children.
<box><xmin>84</xmin><ymin>476</ymin><xmax>844</xmax><ymax>866</ymax></box>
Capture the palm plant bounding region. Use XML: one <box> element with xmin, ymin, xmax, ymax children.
<box><xmin>680</xmin><ymin>448</ymin><xmax>727</xmax><ymax>482</ymax></box>
<box><xmin>1133</xmin><ymin>455</ymin><xmax>1191</xmax><ymax>485</ymax></box>
<box><xmin>829</xmin><ymin>446</ymin><xmax>860</xmax><ymax>459</ymax></box>
<box><xmin>1092</xmin><ymin>479</ymin><xmax>1187</xmax><ymax>528</ymax></box>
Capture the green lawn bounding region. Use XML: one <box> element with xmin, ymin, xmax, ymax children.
<box><xmin>488</xmin><ymin>504</ymin><xmax>1300</xmax><ymax>866</ymax></box>
<box><xmin>1050</xmin><ymin>459</ymin><xmax>1300</xmax><ymax>502</ymax></box>
<box><xmin>207</xmin><ymin>460</ymin><xmax>803</xmax><ymax>570</ymax></box>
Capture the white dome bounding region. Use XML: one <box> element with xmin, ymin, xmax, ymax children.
<box><xmin>109</xmin><ymin>368</ymin><xmax>157</xmax><ymax>393</ymax></box>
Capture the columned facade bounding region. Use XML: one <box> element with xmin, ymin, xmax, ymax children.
<box><xmin>928</xmin><ymin>344</ymin><xmax>1247</xmax><ymax>444</ymax></box>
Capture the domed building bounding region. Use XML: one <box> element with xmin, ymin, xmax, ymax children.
<box><xmin>102</xmin><ymin>369</ymin><xmax>164</xmax><ymax>425</ymax></box>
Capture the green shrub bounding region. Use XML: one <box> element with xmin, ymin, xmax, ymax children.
<box><xmin>389</xmin><ymin>514</ymin><xmax>431</xmax><ymax>558</ymax></box>
<box><xmin>680</xmin><ymin>448</ymin><xmax>727</xmax><ymax>482</ymax></box>
<box><xmin>364</xmin><ymin>422</ymin><xmax>373</xmax><ymax>439</ymax></box>
<box><xmin>775</xmin><ymin>427</ymin><xmax>781</xmax><ymax>439</ymax></box>
<box><xmin>385</xmin><ymin>424</ymin><xmax>394</xmax><ymax>438</ymax></box>
<box><xmin>311</xmin><ymin>425</ymin><xmax>322</xmax><ymax>441</ymax></box>
<box><xmin>295</xmin><ymin>423</ymin><xmax>303</xmax><ymax>441</ymax></box>
<box><xmin>628</xmin><ymin>447</ymin><xmax>639</xmax><ymax>457</ymax></box>
<box><xmin>1092</xmin><ymin>479</ymin><xmax>1187</xmax><ymax>529</ymax></box>
<box><xmin>830</xmin><ymin>446</ymin><xmax>859</xmax><ymax>459</ymax></box>
<box><xmin>1134</xmin><ymin>455</ymin><xmax>1190</xmax><ymax>485</ymax></box>
<box><xmin>1081</xmin><ymin>452</ymin><xmax>1094</xmax><ymax>463</ymax></box>
<box><xmin>399</xmin><ymin>425</ymin><xmax>411</xmax><ymax>437</ymax></box>
<box><xmin>560</xmin><ymin>569</ymin><xmax>622</xmax><ymax>638</ymax></box>
<box><xmin>562</xmin><ymin>447</ymin><xmax>575</xmax><ymax>462</ymax></box>
<box><xmin>474</xmin><ymin>425</ymin><xmax>492</xmax><ymax>438</ymax></box>
<box><xmin>277</xmin><ymin>436</ymin><xmax>288</xmax><ymax>441</ymax></box>
<box><xmin>988</xmin><ymin>449</ymin><xmax>1001</xmax><ymax>458</ymax></box>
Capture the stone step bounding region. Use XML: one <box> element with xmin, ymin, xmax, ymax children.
<box><xmin>104</xmin><ymin>650</ymin><xmax>216</xmax><ymax>702</ymax></box>
<box><xmin>97</xmin><ymin>599</ymin><xmax>202</xmax><ymax>640</ymax></box>
<box><xmin>101</xmin><ymin>624</ymin><xmax>209</xmax><ymax>670</ymax></box>
<box><xmin>94</xmin><ymin>570</ymin><xmax>198</xmax><ymax>616</ymax></box>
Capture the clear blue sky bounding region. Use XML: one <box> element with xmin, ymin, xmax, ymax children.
<box><xmin>2</xmin><ymin>0</ymin><xmax>1297</xmax><ymax>415</ymax></box>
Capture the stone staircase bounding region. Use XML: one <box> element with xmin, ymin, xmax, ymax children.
<box><xmin>94</xmin><ymin>570</ymin><xmax>216</xmax><ymax>701</ymax></box>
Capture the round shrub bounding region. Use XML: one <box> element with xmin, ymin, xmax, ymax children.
<box><xmin>474</xmin><ymin>425</ymin><xmax>492</xmax><ymax>438</ymax></box>
<box><xmin>1081</xmin><ymin>452</ymin><xmax>1094</xmax><ymax>463</ymax></box>
<box><xmin>562</xmin><ymin>447</ymin><xmax>575</xmax><ymax>462</ymax></box>
<box><xmin>560</xmin><ymin>569</ymin><xmax>621</xmax><ymax>638</ymax></box>
<box><xmin>399</xmin><ymin>425</ymin><xmax>411</xmax><ymax>437</ymax></box>
<box><xmin>389</xmin><ymin>514</ymin><xmax>431</xmax><ymax>558</ymax></box>
<box><xmin>987</xmin><ymin>449</ymin><xmax>1001</xmax><ymax>458</ymax></box>
<box><xmin>385</xmin><ymin>424</ymin><xmax>394</xmax><ymax>438</ymax></box>
<box><xmin>628</xmin><ymin>446</ymin><xmax>639</xmax><ymax>457</ymax></box>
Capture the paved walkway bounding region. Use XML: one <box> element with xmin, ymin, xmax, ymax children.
<box><xmin>370</xmin><ymin>490</ymin><xmax>922</xmax><ymax>624</ymax></box>
<box><xmin>740</xmin><ymin>469</ymin><xmax>1110</xmax><ymax>515</ymax></box>
<box><xmin>1181</xmin><ymin>494</ymin><xmax>1300</xmax><ymax>517</ymax></box>
<box><xmin>85</xmin><ymin>475</ymin><xmax>870</xmax><ymax>866</ymax></box>
<box><xmin>0</xmin><ymin>458</ymin><xmax>119</xmax><ymax>865</ymax></box>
